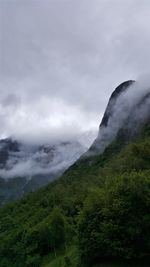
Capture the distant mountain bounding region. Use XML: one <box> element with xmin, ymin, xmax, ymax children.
<box><xmin>0</xmin><ymin>138</ymin><xmax>85</xmax><ymax>204</ymax></box>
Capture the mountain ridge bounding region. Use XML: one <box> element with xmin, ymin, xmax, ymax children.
<box><xmin>0</xmin><ymin>80</ymin><xmax>150</xmax><ymax>267</ymax></box>
<box><xmin>86</xmin><ymin>80</ymin><xmax>150</xmax><ymax>156</ymax></box>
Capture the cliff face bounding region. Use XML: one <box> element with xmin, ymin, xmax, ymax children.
<box><xmin>88</xmin><ymin>80</ymin><xmax>150</xmax><ymax>155</ymax></box>
<box><xmin>100</xmin><ymin>80</ymin><xmax>135</xmax><ymax>127</ymax></box>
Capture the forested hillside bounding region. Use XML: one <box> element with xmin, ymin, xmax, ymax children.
<box><xmin>0</xmin><ymin>80</ymin><xmax>150</xmax><ymax>267</ymax></box>
<box><xmin>0</xmin><ymin>123</ymin><xmax>150</xmax><ymax>267</ymax></box>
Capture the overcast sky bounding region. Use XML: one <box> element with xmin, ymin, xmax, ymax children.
<box><xmin>0</xmin><ymin>0</ymin><xmax>150</xmax><ymax>144</ymax></box>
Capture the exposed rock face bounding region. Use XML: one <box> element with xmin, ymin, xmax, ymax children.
<box><xmin>0</xmin><ymin>138</ymin><xmax>19</xmax><ymax>168</ymax></box>
<box><xmin>88</xmin><ymin>80</ymin><xmax>150</xmax><ymax>155</ymax></box>
<box><xmin>100</xmin><ymin>80</ymin><xmax>135</xmax><ymax>127</ymax></box>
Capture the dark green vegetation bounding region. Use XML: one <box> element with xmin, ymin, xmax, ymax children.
<box><xmin>0</xmin><ymin>124</ymin><xmax>150</xmax><ymax>267</ymax></box>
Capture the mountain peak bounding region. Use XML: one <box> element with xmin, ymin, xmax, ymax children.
<box><xmin>87</xmin><ymin>80</ymin><xmax>150</xmax><ymax>155</ymax></box>
<box><xmin>100</xmin><ymin>80</ymin><xmax>135</xmax><ymax>127</ymax></box>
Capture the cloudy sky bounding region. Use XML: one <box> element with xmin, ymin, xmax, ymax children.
<box><xmin>0</xmin><ymin>0</ymin><xmax>150</xmax><ymax>145</ymax></box>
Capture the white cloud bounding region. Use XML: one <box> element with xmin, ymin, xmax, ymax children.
<box><xmin>0</xmin><ymin>0</ymin><xmax>150</xmax><ymax>144</ymax></box>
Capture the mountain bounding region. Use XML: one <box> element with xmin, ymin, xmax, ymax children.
<box><xmin>87</xmin><ymin>80</ymin><xmax>150</xmax><ymax>155</ymax></box>
<box><xmin>0</xmin><ymin>80</ymin><xmax>150</xmax><ymax>267</ymax></box>
<box><xmin>0</xmin><ymin>138</ymin><xmax>85</xmax><ymax>205</ymax></box>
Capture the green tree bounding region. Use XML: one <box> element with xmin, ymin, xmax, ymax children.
<box><xmin>78</xmin><ymin>171</ymin><xmax>150</xmax><ymax>266</ymax></box>
<box><xmin>49</xmin><ymin>207</ymin><xmax>65</xmax><ymax>257</ymax></box>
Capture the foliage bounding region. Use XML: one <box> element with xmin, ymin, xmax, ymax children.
<box><xmin>78</xmin><ymin>171</ymin><xmax>150</xmax><ymax>266</ymax></box>
<box><xmin>0</xmin><ymin>126</ymin><xmax>150</xmax><ymax>266</ymax></box>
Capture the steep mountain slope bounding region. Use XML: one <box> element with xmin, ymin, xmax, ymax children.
<box><xmin>0</xmin><ymin>139</ymin><xmax>85</xmax><ymax>205</ymax></box>
<box><xmin>88</xmin><ymin>80</ymin><xmax>150</xmax><ymax>155</ymax></box>
<box><xmin>0</xmin><ymin>80</ymin><xmax>150</xmax><ymax>267</ymax></box>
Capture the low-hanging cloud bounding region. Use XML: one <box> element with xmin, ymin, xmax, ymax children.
<box><xmin>90</xmin><ymin>75</ymin><xmax>150</xmax><ymax>154</ymax></box>
<box><xmin>1</xmin><ymin>1</ymin><xmax>150</xmax><ymax>145</ymax></box>
<box><xmin>0</xmin><ymin>141</ymin><xmax>86</xmax><ymax>179</ymax></box>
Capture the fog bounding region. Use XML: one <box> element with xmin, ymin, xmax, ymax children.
<box><xmin>91</xmin><ymin>75</ymin><xmax>150</xmax><ymax>154</ymax></box>
<box><xmin>1</xmin><ymin>1</ymin><xmax>150</xmax><ymax>145</ymax></box>
<box><xmin>0</xmin><ymin>140</ymin><xmax>86</xmax><ymax>179</ymax></box>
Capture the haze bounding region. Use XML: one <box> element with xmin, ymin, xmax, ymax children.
<box><xmin>1</xmin><ymin>0</ymin><xmax>150</xmax><ymax>145</ymax></box>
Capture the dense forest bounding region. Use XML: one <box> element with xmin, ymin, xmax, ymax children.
<box><xmin>0</xmin><ymin>121</ymin><xmax>150</xmax><ymax>267</ymax></box>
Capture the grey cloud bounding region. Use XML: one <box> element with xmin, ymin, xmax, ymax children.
<box><xmin>2</xmin><ymin>94</ymin><xmax>21</xmax><ymax>108</ymax></box>
<box><xmin>0</xmin><ymin>140</ymin><xmax>86</xmax><ymax>179</ymax></box>
<box><xmin>0</xmin><ymin>0</ymin><xmax>150</xmax><ymax>144</ymax></box>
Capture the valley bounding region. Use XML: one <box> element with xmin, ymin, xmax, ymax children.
<box><xmin>0</xmin><ymin>81</ymin><xmax>150</xmax><ymax>267</ymax></box>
